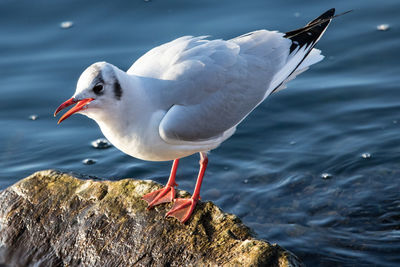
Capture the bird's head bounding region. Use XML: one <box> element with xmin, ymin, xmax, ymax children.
<box><xmin>54</xmin><ymin>62</ymin><xmax>123</xmax><ymax>124</ymax></box>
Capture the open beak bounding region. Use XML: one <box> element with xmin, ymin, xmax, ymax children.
<box><xmin>54</xmin><ymin>97</ymin><xmax>94</xmax><ymax>124</ymax></box>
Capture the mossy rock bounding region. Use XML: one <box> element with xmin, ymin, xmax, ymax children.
<box><xmin>0</xmin><ymin>170</ymin><xmax>302</xmax><ymax>267</ymax></box>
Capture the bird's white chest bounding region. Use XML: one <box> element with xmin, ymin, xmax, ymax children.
<box><xmin>95</xmin><ymin>110</ymin><xmax>194</xmax><ymax>162</ymax></box>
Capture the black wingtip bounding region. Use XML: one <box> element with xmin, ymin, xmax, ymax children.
<box><xmin>284</xmin><ymin>8</ymin><xmax>336</xmax><ymax>54</ymax></box>
<box><xmin>269</xmin><ymin>9</ymin><xmax>339</xmax><ymax>95</ymax></box>
<box><xmin>305</xmin><ymin>8</ymin><xmax>335</xmax><ymax>28</ymax></box>
<box><xmin>311</xmin><ymin>8</ymin><xmax>335</xmax><ymax>21</ymax></box>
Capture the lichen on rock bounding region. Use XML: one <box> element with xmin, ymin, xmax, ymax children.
<box><xmin>0</xmin><ymin>170</ymin><xmax>303</xmax><ymax>266</ymax></box>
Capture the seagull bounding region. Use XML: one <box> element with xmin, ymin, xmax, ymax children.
<box><xmin>55</xmin><ymin>9</ymin><xmax>336</xmax><ymax>223</ymax></box>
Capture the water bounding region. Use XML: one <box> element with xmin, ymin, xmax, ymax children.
<box><xmin>1</xmin><ymin>0</ymin><xmax>399</xmax><ymax>265</ymax></box>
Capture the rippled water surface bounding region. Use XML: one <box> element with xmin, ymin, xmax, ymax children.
<box><xmin>1</xmin><ymin>0</ymin><xmax>400</xmax><ymax>265</ymax></box>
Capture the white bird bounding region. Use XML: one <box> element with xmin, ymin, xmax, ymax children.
<box><xmin>55</xmin><ymin>9</ymin><xmax>336</xmax><ymax>223</ymax></box>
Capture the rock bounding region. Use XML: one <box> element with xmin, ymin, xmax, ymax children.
<box><xmin>0</xmin><ymin>170</ymin><xmax>302</xmax><ymax>267</ymax></box>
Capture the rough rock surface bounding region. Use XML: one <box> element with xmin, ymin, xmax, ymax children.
<box><xmin>0</xmin><ymin>170</ymin><xmax>303</xmax><ymax>267</ymax></box>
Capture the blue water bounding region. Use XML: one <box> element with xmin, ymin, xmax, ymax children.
<box><xmin>1</xmin><ymin>0</ymin><xmax>400</xmax><ymax>265</ymax></box>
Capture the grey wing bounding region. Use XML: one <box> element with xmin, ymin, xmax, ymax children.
<box><xmin>159</xmin><ymin>84</ymin><xmax>259</xmax><ymax>143</ymax></box>
<box><xmin>156</xmin><ymin>32</ymin><xmax>294</xmax><ymax>144</ymax></box>
<box><xmin>154</xmin><ymin>12</ymin><xmax>331</xmax><ymax>144</ymax></box>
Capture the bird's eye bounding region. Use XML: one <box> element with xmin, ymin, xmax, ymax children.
<box><xmin>93</xmin><ymin>83</ymin><xmax>104</xmax><ymax>95</ymax></box>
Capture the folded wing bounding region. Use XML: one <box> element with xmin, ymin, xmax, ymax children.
<box><xmin>127</xmin><ymin>9</ymin><xmax>334</xmax><ymax>144</ymax></box>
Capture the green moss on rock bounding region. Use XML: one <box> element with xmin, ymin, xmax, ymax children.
<box><xmin>0</xmin><ymin>170</ymin><xmax>303</xmax><ymax>267</ymax></box>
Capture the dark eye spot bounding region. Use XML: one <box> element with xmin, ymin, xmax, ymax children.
<box><xmin>93</xmin><ymin>83</ymin><xmax>104</xmax><ymax>95</ymax></box>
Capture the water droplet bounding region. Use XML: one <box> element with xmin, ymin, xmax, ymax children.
<box><xmin>91</xmin><ymin>138</ymin><xmax>112</xmax><ymax>149</ymax></box>
<box><xmin>321</xmin><ymin>173</ymin><xmax>332</xmax><ymax>179</ymax></box>
<box><xmin>60</xmin><ymin>21</ymin><xmax>74</xmax><ymax>29</ymax></box>
<box><xmin>361</xmin><ymin>153</ymin><xmax>371</xmax><ymax>159</ymax></box>
<box><xmin>376</xmin><ymin>24</ymin><xmax>390</xmax><ymax>31</ymax></box>
<box><xmin>243</xmin><ymin>179</ymin><xmax>249</xmax><ymax>184</ymax></box>
<box><xmin>289</xmin><ymin>141</ymin><xmax>296</xmax><ymax>145</ymax></box>
<box><xmin>393</xmin><ymin>120</ymin><xmax>397</xmax><ymax>124</ymax></box>
<box><xmin>29</xmin><ymin>114</ymin><xmax>38</xmax><ymax>121</ymax></box>
<box><xmin>82</xmin><ymin>158</ymin><xmax>96</xmax><ymax>165</ymax></box>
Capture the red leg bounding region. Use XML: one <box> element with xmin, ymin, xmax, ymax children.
<box><xmin>142</xmin><ymin>159</ymin><xmax>179</xmax><ymax>209</ymax></box>
<box><xmin>166</xmin><ymin>152</ymin><xmax>208</xmax><ymax>223</ymax></box>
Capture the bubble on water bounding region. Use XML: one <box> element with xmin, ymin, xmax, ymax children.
<box><xmin>289</xmin><ymin>141</ymin><xmax>296</xmax><ymax>145</ymax></box>
<box><xmin>321</xmin><ymin>173</ymin><xmax>332</xmax><ymax>179</ymax></box>
<box><xmin>243</xmin><ymin>179</ymin><xmax>249</xmax><ymax>184</ymax></box>
<box><xmin>91</xmin><ymin>138</ymin><xmax>112</xmax><ymax>149</ymax></box>
<box><xmin>29</xmin><ymin>114</ymin><xmax>38</xmax><ymax>121</ymax></box>
<box><xmin>376</xmin><ymin>24</ymin><xmax>390</xmax><ymax>31</ymax></box>
<box><xmin>361</xmin><ymin>153</ymin><xmax>371</xmax><ymax>159</ymax></box>
<box><xmin>82</xmin><ymin>158</ymin><xmax>96</xmax><ymax>165</ymax></box>
<box><xmin>393</xmin><ymin>120</ymin><xmax>397</xmax><ymax>124</ymax></box>
<box><xmin>60</xmin><ymin>21</ymin><xmax>74</xmax><ymax>29</ymax></box>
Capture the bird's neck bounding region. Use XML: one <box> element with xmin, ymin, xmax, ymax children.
<box><xmin>92</xmin><ymin>70</ymin><xmax>169</xmax><ymax>152</ymax></box>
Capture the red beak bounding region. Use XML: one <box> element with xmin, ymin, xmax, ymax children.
<box><xmin>54</xmin><ymin>97</ymin><xmax>94</xmax><ymax>124</ymax></box>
